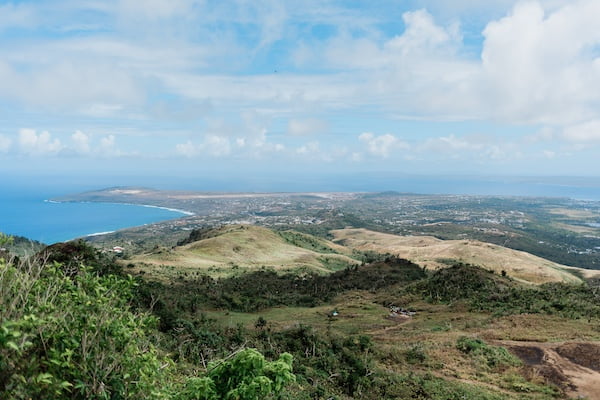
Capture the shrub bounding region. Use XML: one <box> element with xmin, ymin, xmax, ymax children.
<box><xmin>0</xmin><ymin>259</ymin><xmax>169</xmax><ymax>399</ymax></box>
<box><xmin>457</xmin><ymin>336</ymin><xmax>521</xmax><ymax>370</ymax></box>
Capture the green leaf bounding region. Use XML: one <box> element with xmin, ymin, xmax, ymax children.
<box><xmin>6</xmin><ymin>341</ymin><xmax>20</xmax><ymax>351</ymax></box>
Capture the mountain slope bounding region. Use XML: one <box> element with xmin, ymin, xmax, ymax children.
<box><xmin>331</xmin><ymin>228</ymin><xmax>599</xmax><ymax>284</ymax></box>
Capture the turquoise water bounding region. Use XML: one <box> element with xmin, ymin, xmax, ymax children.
<box><xmin>0</xmin><ymin>182</ymin><xmax>187</xmax><ymax>244</ymax></box>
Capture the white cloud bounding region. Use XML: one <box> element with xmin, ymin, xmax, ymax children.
<box><xmin>480</xmin><ymin>0</ymin><xmax>600</xmax><ymax>124</ymax></box>
<box><xmin>0</xmin><ymin>135</ymin><xmax>11</xmax><ymax>153</ymax></box>
<box><xmin>359</xmin><ymin>132</ymin><xmax>409</xmax><ymax>158</ymax></box>
<box><xmin>422</xmin><ymin>134</ymin><xmax>482</xmax><ymax>153</ymax></box>
<box><xmin>296</xmin><ymin>141</ymin><xmax>320</xmax><ymax>155</ymax></box>
<box><xmin>71</xmin><ymin>130</ymin><xmax>91</xmax><ymax>154</ymax></box>
<box><xmin>18</xmin><ymin>129</ymin><xmax>62</xmax><ymax>155</ymax></box>
<box><xmin>117</xmin><ymin>0</ymin><xmax>194</xmax><ymax>20</ymax></box>
<box><xmin>98</xmin><ymin>134</ymin><xmax>120</xmax><ymax>156</ymax></box>
<box><xmin>563</xmin><ymin>120</ymin><xmax>600</xmax><ymax>142</ymax></box>
<box><xmin>176</xmin><ymin>140</ymin><xmax>198</xmax><ymax>158</ymax></box>
<box><xmin>2</xmin><ymin>0</ymin><xmax>600</xmax><ymax>174</ymax></box>
<box><xmin>204</xmin><ymin>135</ymin><xmax>231</xmax><ymax>157</ymax></box>
<box><xmin>175</xmin><ymin>135</ymin><xmax>231</xmax><ymax>158</ymax></box>
<box><xmin>287</xmin><ymin>118</ymin><xmax>328</xmax><ymax>136</ymax></box>
<box><xmin>386</xmin><ymin>9</ymin><xmax>459</xmax><ymax>55</ymax></box>
<box><xmin>253</xmin><ymin>0</ymin><xmax>287</xmax><ymax>50</ymax></box>
<box><xmin>525</xmin><ymin>126</ymin><xmax>557</xmax><ymax>143</ymax></box>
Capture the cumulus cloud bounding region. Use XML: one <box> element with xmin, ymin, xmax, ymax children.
<box><xmin>0</xmin><ymin>135</ymin><xmax>11</xmax><ymax>153</ymax></box>
<box><xmin>71</xmin><ymin>130</ymin><xmax>91</xmax><ymax>154</ymax></box>
<box><xmin>287</xmin><ymin>118</ymin><xmax>329</xmax><ymax>136</ymax></box>
<box><xmin>359</xmin><ymin>132</ymin><xmax>409</xmax><ymax>158</ymax></box>
<box><xmin>296</xmin><ymin>141</ymin><xmax>320</xmax><ymax>155</ymax></box>
<box><xmin>18</xmin><ymin>129</ymin><xmax>62</xmax><ymax>155</ymax></box>
<box><xmin>175</xmin><ymin>140</ymin><xmax>198</xmax><ymax>158</ymax></box>
<box><xmin>480</xmin><ymin>0</ymin><xmax>600</xmax><ymax>124</ymax></box>
<box><xmin>175</xmin><ymin>135</ymin><xmax>231</xmax><ymax>158</ymax></box>
<box><xmin>204</xmin><ymin>135</ymin><xmax>231</xmax><ymax>157</ymax></box>
<box><xmin>2</xmin><ymin>0</ymin><xmax>600</xmax><ymax>172</ymax></box>
<box><xmin>98</xmin><ymin>134</ymin><xmax>120</xmax><ymax>157</ymax></box>
<box><xmin>386</xmin><ymin>9</ymin><xmax>459</xmax><ymax>55</ymax></box>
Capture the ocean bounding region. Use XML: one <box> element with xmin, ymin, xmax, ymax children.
<box><xmin>2</xmin><ymin>175</ymin><xmax>600</xmax><ymax>244</ymax></box>
<box><xmin>0</xmin><ymin>181</ymin><xmax>187</xmax><ymax>244</ymax></box>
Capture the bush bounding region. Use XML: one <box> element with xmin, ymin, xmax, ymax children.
<box><xmin>175</xmin><ymin>349</ymin><xmax>295</xmax><ymax>400</ymax></box>
<box><xmin>0</xmin><ymin>259</ymin><xmax>169</xmax><ymax>399</ymax></box>
<box><xmin>457</xmin><ymin>336</ymin><xmax>521</xmax><ymax>370</ymax></box>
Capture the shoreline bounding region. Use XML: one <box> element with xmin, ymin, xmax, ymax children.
<box><xmin>43</xmin><ymin>200</ymin><xmax>195</xmax><ymax>243</ymax></box>
<box><xmin>48</xmin><ymin>199</ymin><xmax>195</xmax><ymax>217</ymax></box>
<box><xmin>85</xmin><ymin>230</ymin><xmax>116</xmax><ymax>237</ymax></box>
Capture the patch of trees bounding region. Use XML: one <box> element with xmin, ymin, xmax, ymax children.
<box><xmin>136</xmin><ymin>257</ymin><xmax>426</xmax><ymax>316</ymax></box>
<box><xmin>409</xmin><ymin>263</ymin><xmax>600</xmax><ymax>319</ymax></box>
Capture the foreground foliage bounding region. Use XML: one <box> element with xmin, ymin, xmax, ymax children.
<box><xmin>0</xmin><ymin>260</ymin><xmax>167</xmax><ymax>399</ymax></box>
<box><xmin>0</xmin><ymin>253</ymin><xmax>295</xmax><ymax>399</ymax></box>
<box><xmin>3</xmin><ymin>238</ymin><xmax>597</xmax><ymax>399</ymax></box>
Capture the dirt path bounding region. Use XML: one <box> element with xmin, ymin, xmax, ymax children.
<box><xmin>496</xmin><ymin>340</ymin><xmax>600</xmax><ymax>399</ymax></box>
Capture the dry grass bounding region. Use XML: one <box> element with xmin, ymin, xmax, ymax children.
<box><xmin>128</xmin><ymin>225</ymin><xmax>358</xmax><ymax>279</ymax></box>
<box><xmin>479</xmin><ymin>314</ymin><xmax>600</xmax><ymax>342</ymax></box>
<box><xmin>331</xmin><ymin>228</ymin><xmax>596</xmax><ymax>284</ymax></box>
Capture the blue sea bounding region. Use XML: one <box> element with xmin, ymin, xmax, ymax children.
<box><xmin>2</xmin><ymin>174</ymin><xmax>600</xmax><ymax>244</ymax></box>
<box><xmin>1</xmin><ymin>180</ymin><xmax>187</xmax><ymax>244</ymax></box>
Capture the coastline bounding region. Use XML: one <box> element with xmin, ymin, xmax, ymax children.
<box><xmin>134</xmin><ymin>203</ymin><xmax>195</xmax><ymax>216</ymax></box>
<box><xmin>85</xmin><ymin>230</ymin><xmax>116</xmax><ymax>237</ymax></box>
<box><xmin>39</xmin><ymin>199</ymin><xmax>194</xmax><ymax>243</ymax></box>
<box><xmin>48</xmin><ymin>199</ymin><xmax>195</xmax><ymax>217</ymax></box>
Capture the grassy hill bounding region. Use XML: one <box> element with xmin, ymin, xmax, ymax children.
<box><xmin>128</xmin><ymin>225</ymin><xmax>359</xmax><ymax>280</ymax></box>
<box><xmin>331</xmin><ymin>228</ymin><xmax>599</xmax><ymax>284</ymax></box>
<box><xmin>6</xmin><ymin>229</ymin><xmax>600</xmax><ymax>399</ymax></box>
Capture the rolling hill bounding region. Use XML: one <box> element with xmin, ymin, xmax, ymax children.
<box><xmin>331</xmin><ymin>228</ymin><xmax>600</xmax><ymax>284</ymax></box>
<box><xmin>127</xmin><ymin>225</ymin><xmax>359</xmax><ymax>280</ymax></box>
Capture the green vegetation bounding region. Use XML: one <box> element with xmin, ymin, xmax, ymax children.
<box><xmin>0</xmin><ymin>243</ymin><xmax>296</xmax><ymax>399</ymax></box>
<box><xmin>0</xmin><ymin>232</ymin><xmax>44</xmax><ymax>259</ymax></box>
<box><xmin>409</xmin><ymin>263</ymin><xmax>600</xmax><ymax>319</ymax></box>
<box><xmin>278</xmin><ymin>230</ymin><xmax>340</xmax><ymax>254</ymax></box>
<box><xmin>5</xmin><ymin>230</ymin><xmax>600</xmax><ymax>399</ymax></box>
<box><xmin>456</xmin><ymin>336</ymin><xmax>521</xmax><ymax>370</ymax></box>
<box><xmin>135</xmin><ymin>257</ymin><xmax>425</xmax><ymax>314</ymax></box>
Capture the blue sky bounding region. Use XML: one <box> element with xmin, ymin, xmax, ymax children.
<box><xmin>1</xmin><ymin>0</ymin><xmax>600</xmax><ymax>185</ymax></box>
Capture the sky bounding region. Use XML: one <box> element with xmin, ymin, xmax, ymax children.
<box><xmin>1</xmin><ymin>0</ymin><xmax>600</xmax><ymax>187</ymax></box>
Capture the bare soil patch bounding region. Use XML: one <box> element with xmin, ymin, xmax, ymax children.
<box><xmin>556</xmin><ymin>342</ymin><xmax>600</xmax><ymax>372</ymax></box>
<box><xmin>501</xmin><ymin>340</ymin><xmax>600</xmax><ymax>399</ymax></box>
